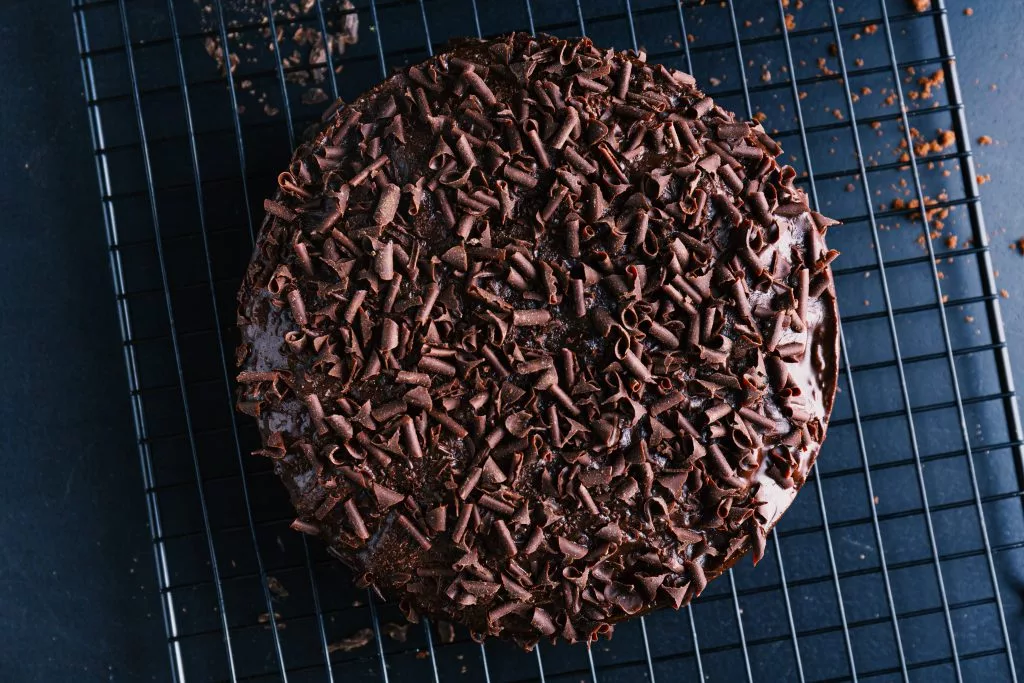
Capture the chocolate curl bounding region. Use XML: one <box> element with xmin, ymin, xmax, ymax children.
<box><xmin>614</xmin><ymin>58</ymin><xmax>632</xmax><ymax>100</ymax></box>
<box><xmin>303</xmin><ymin>394</ymin><xmax>327</xmax><ymax>434</ymax></box>
<box><xmin>493</xmin><ymin>519</ymin><xmax>518</xmax><ymax>556</ymax></box>
<box><xmin>356</xmin><ymin>432</ymin><xmax>392</xmax><ymax>467</ymax></box>
<box><xmin>583</xmin><ymin>183</ymin><xmax>607</xmax><ymax>223</ymax></box>
<box><xmin>375</xmin><ymin>241</ymin><xmax>395</xmax><ymax>281</ymax></box>
<box><xmin>343</xmin><ymin>499</ymin><xmax>371</xmax><ymax>540</ymax></box>
<box><xmin>325</xmin><ymin>414</ymin><xmax>354</xmax><ymax>441</ymax></box>
<box><xmin>426</xmin><ymin>506</ymin><xmax>447</xmax><ymax>533</ymax></box>
<box><xmin>286</xmin><ymin>288</ymin><xmax>307</xmax><ymax>326</ymax></box>
<box><xmin>317</xmin><ymin>184</ymin><xmax>350</xmax><ymax>232</ymax></box>
<box><xmin>372</xmin><ymin>399</ymin><xmax>408</xmax><ymax>422</ymax></box>
<box><xmin>264</xmin><ymin>198</ymin><xmax>296</xmax><ymax>222</ymax></box>
<box><xmin>343</xmin><ymin>289</ymin><xmax>367</xmax><ymax>324</ymax></box>
<box><xmin>631</xmin><ymin>210</ymin><xmax>649</xmax><ymax>250</ymax></box>
<box><xmin>433</xmin><ymin>187</ymin><xmax>456</xmax><ymax>228</ymax></box>
<box><xmin>350</xmin><ymin>154</ymin><xmax>389</xmax><ymax>187</ymax></box>
<box><xmin>649</xmin><ymin>390</ymin><xmax>684</xmax><ymax>417</ymax></box>
<box><xmin>564</xmin><ymin>146</ymin><xmax>597</xmax><ymax>175</ymax></box>
<box><xmin>396</xmin><ymin>370</ymin><xmax>430</xmax><ymax>387</ymax></box>
<box><xmin>455</xmin><ymin>214</ymin><xmax>475</xmax><ymax>240</ymax></box>
<box><xmin>509</xmin><ymin>251</ymin><xmax>537</xmax><ymax>281</ymax></box>
<box><xmin>379</xmin><ymin>319</ymin><xmax>399</xmax><ymax>353</ymax></box>
<box><xmin>676</xmin><ymin>119</ymin><xmax>702</xmax><ymax>155</ymax></box>
<box><xmin>523</xmin><ymin>120</ymin><xmax>550</xmax><ymax>168</ymax></box>
<box><xmin>621</xmin><ymin>349</ymin><xmax>652</xmax><ymax>383</ymax></box>
<box><xmin>373</xmin><ymin>482</ymin><xmax>405</xmax><ymax>509</ymax></box>
<box><xmin>557</xmin><ymin>537</ymin><xmax>588</xmax><ymax>560</ymax></box>
<box><xmin>551</xmin><ymin>106</ymin><xmax>579</xmax><ymax>149</ymax></box>
<box><xmin>462</xmin><ymin>68</ymin><xmax>497</xmax><ymax>106</ymax></box>
<box><xmin>418</xmin><ymin>355</ymin><xmax>457</xmax><ymax>377</ymax></box>
<box><xmin>731</xmin><ymin>279</ymin><xmax>754</xmax><ymax>324</ymax></box>
<box><xmin>458</xmin><ymin>467</ymin><xmax>483</xmax><ymax>501</ymax></box>
<box><xmin>796</xmin><ymin>267</ymin><xmax>809</xmax><ymax>325</ymax></box>
<box><xmin>452</xmin><ymin>503</ymin><xmax>474</xmax><ymax>544</ymax></box>
<box><xmin>503</xmin><ymin>163</ymin><xmax>538</xmax><ymax>189</ymax></box>
<box><xmin>396</xmin><ymin>421</ymin><xmax>424</xmax><ymax>456</ymax></box>
<box><xmin>481</xmin><ymin>345</ymin><xmax>511</xmax><ymax>378</ymax></box>
<box><xmin>416</xmin><ymin>283</ymin><xmax>441</xmax><ymax>325</ymax></box>
<box><xmin>512</xmin><ymin>309</ymin><xmax>551</xmax><ymax>327</ymax></box>
<box><xmin>738</xmin><ymin>407</ymin><xmax>778</xmax><ymax>432</ymax></box>
<box><xmin>290</xmin><ymin>518</ymin><xmax>319</xmax><ymax>535</ymax></box>
<box><xmin>397</xmin><ymin>514</ymin><xmax>432</xmax><ymax>550</ymax></box>
<box><xmin>570</xmin><ymin>279</ymin><xmax>586</xmax><ymax>317</ymax></box>
<box><xmin>429</xmin><ymin>409</ymin><xmax>469</xmax><ymax>438</ymax></box>
<box><xmin>522</xmin><ymin>526</ymin><xmax>545</xmax><ymax>555</ymax></box>
<box><xmin>539</xmin><ymin>186</ymin><xmax>568</xmax><ymax>223</ymax></box>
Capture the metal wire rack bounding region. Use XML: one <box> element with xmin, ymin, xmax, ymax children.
<box><xmin>72</xmin><ymin>0</ymin><xmax>1024</xmax><ymax>680</ymax></box>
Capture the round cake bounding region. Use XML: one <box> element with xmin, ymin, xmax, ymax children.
<box><xmin>236</xmin><ymin>32</ymin><xmax>839</xmax><ymax>648</ymax></box>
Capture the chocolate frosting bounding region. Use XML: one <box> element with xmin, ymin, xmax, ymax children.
<box><xmin>236</xmin><ymin>32</ymin><xmax>839</xmax><ymax>648</ymax></box>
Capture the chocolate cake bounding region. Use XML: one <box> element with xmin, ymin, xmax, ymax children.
<box><xmin>236</xmin><ymin>32</ymin><xmax>839</xmax><ymax>648</ymax></box>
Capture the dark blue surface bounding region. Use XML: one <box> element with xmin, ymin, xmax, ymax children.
<box><xmin>0</xmin><ymin>1</ymin><xmax>167</xmax><ymax>680</ymax></box>
<box><xmin>1</xmin><ymin>0</ymin><xmax>1022</xmax><ymax>681</ymax></box>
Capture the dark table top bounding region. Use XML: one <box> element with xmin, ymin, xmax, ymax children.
<box><xmin>0</xmin><ymin>0</ymin><xmax>1020</xmax><ymax>680</ymax></box>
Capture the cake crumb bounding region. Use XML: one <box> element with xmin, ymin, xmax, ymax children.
<box><xmin>1000</xmin><ymin>289</ymin><xmax>1010</xmax><ymax>299</ymax></box>
<box><xmin>964</xmin><ymin>7</ymin><xmax>973</xmax><ymax>16</ymax></box>
<box><xmin>978</xmin><ymin>135</ymin><xmax>994</xmax><ymax>145</ymax></box>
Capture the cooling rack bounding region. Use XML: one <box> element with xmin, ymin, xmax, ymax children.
<box><xmin>71</xmin><ymin>0</ymin><xmax>1024</xmax><ymax>680</ymax></box>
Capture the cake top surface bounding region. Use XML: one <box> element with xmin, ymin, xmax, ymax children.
<box><xmin>237</xmin><ymin>32</ymin><xmax>839</xmax><ymax>647</ymax></box>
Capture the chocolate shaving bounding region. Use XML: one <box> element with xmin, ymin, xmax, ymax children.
<box><xmin>238</xmin><ymin>32</ymin><xmax>839</xmax><ymax>649</ymax></box>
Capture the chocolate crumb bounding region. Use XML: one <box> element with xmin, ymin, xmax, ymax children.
<box><xmin>327</xmin><ymin>628</ymin><xmax>375</xmax><ymax>653</ymax></box>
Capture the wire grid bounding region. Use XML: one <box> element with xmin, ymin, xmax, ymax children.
<box><xmin>71</xmin><ymin>0</ymin><xmax>1024</xmax><ymax>681</ymax></box>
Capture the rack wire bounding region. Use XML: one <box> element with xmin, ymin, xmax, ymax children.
<box><xmin>72</xmin><ymin>0</ymin><xmax>1024</xmax><ymax>681</ymax></box>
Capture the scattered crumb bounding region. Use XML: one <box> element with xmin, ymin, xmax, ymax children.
<box><xmin>965</xmin><ymin>315</ymin><xmax>975</xmax><ymax>323</ymax></box>
<box><xmin>915</xmin><ymin>69</ymin><xmax>945</xmax><ymax>100</ymax></box>
<box><xmin>1000</xmin><ymin>289</ymin><xmax>1010</xmax><ymax>299</ymax></box>
<box><xmin>328</xmin><ymin>628</ymin><xmax>375</xmax><ymax>653</ymax></box>
<box><xmin>977</xmin><ymin>174</ymin><xmax>991</xmax><ymax>185</ymax></box>
<box><xmin>266</xmin><ymin>576</ymin><xmax>289</xmax><ymax>599</ymax></box>
<box><xmin>383</xmin><ymin>622</ymin><xmax>411</xmax><ymax>643</ymax></box>
<box><xmin>978</xmin><ymin>135</ymin><xmax>994</xmax><ymax>145</ymax></box>
<box><xmin>964</xmin><ymin>7</ymin><xmax>973</xmax><ymax>16</ymax></box>
<box><xmin>913</xmin><ymin>129</ymin><xmax>956</xmax><ymax>156</ymax></box>
<box><xmin>945</xmin><ymin>235</ymin><xmax>958</xmax><ymax>249</ymax></box>
<box><xmin>864</xmin><ymin>24</ymin><xmax>878</xmax><ymax>35</ymax></box>
<box><xmin>197</xmin><ymin>0</ymin><xmax>359</xmax><ymax>118</ymax></box>
<box><xmin>785</xmin><ymin>14</ymin><xmax>796</xmax><ymax>30</ymax></box>
<box><xmin>258</xmin><ymin>611</ymin><xmax>286</xmax><ymax>630</ymax></box>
